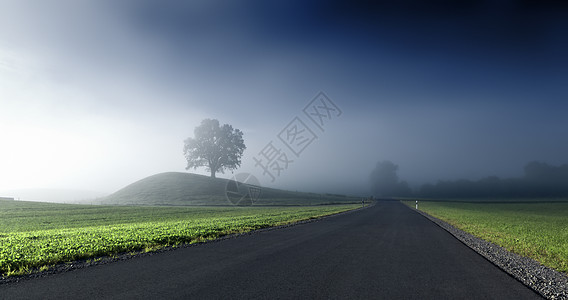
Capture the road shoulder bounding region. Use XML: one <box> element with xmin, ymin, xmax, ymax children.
<box><xmin>407</xmin><ymin>203</ymin><xmax>568</xmax><ymax>299</ymax></box>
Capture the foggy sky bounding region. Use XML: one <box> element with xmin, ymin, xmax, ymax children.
<box><xmin>1</xmin><ymin>1</ymin><xmax>567</xmax><ymax>199</ymax></box>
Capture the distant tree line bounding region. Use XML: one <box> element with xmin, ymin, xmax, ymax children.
<box><xmin>419</xmin><ymin>161</ymin><xmax>568</xmax><ymax>198</ymax></box>
<box><xmin>370</xmin><ymin>161</ymin><xmax>568</xmax><ymax>199</ymax></box>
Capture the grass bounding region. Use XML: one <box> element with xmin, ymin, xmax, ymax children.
<box><xmin>0</xmin><ymin>199</ymin><xmax>360</xmax><ymax>277</ymax></box>
<box><xmin>404</xmin><ymin>200</ymin><xmax>568</xmax><ymax>274</ymax></box>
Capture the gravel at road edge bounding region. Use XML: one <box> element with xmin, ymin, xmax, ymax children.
<box><xmin>412</xmin><ymin>206</ymin><xmax>568</xmax><ymax>300</ymax></box>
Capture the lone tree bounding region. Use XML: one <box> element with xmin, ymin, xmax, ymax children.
<box><xmin>183</xmin><ymin>119</ymin><xmax>246</xmax><ymax>178</ymax></box>
<box><xmin>369</xmin><ymin>160</ymin><xmax>412</xmax><ymax>197</ymax></box>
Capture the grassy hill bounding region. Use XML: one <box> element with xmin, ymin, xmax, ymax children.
<box><xmin>101</xmin><ymin>172</ymin><xmax>361</xmax><ymax>206</ymax></box>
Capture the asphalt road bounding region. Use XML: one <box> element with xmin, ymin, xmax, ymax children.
<box><xmin>1</xmin><ymin>201</ymin><xmax>542</xmax><ymax>299</ymax></box>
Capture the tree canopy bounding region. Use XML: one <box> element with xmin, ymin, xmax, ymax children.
<box><xmin>369</xmin><ymin>160</ymin><xmax>411</xmax><ymax>197</ymax></box>
<box><xmin>183</xmin><ymin>119</ymin><xmax>246</xmax><ymax>178</ymax></box>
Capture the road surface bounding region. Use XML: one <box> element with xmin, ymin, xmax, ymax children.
<box><xmin>0</xmin><ymin>201</ymin><xmax>541</xmax><ymax>299</ymax></box>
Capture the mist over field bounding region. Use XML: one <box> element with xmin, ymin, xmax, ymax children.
<box><xmin>1</xmin><ymin>1</ymin><xmax>567</xmax><ymax>201</ymax></box>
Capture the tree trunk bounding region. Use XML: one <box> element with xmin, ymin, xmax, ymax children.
<box><xmin>210</xmin><ymin>169</ymin><xmax>216</xmax><ymax>178</ymax></box>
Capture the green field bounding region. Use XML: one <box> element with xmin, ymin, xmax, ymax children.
<box><xmin>404</xmin><ymin>200</ymin><xmax>568</xmax><ymax>273</ymax></box>
<box><xmin>0</xmin><ymin>200</ymin><xmax>360</xmax><ymax>277</ymax></box>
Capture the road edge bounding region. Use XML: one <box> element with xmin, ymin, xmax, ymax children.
<box><xmin>404</xmin><ymin>202</ymin><xmax>567</xmax><ymax>299</ymax></box>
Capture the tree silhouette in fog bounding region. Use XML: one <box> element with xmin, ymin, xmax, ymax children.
<box><xmin>183</xmin><ymin>119</ymin><xmax>246</xmax><ymax>178</ymax></box>
<box><xmin>369</xmin><ymin>161</ymin><xmax>411</xmax><ymax>197</ymax></box>
<box><xmin>418</xmin><ymin>161</ymin><xmax>568</xmax><ymax>199</ymax></box>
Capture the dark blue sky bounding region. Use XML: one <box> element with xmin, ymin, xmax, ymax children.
<box><xmin>1</xmin><ymin>1</ymin><xmax>567</xmax><ymax>197</ymax></box>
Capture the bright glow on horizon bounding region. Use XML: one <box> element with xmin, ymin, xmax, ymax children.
<box><xmin>0</xmin><ymin>124</ymin><xmax>98</xmax><ymax>189</ymax></box>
